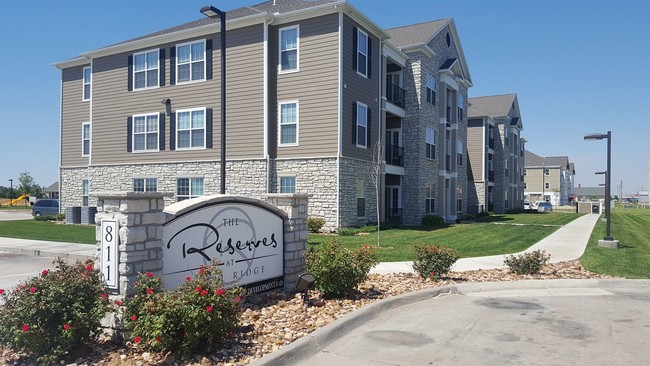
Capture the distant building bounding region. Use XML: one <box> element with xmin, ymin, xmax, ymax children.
<box><xmin>574</xmin><ymin>186</ymin><xmax>605</xmax><ymax>201</ymax></box>
<box><xmin>43</xmin><ymin>182</ymin><xmax>59</xmax><ymax>199</ymax></box>
<box><xmin>524</xmin><ymin>151</ymin><xmax>575</xmax><ymax>206</ymax></box>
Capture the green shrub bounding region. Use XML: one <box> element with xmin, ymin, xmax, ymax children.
<box><xmin>337</xmin><ymin>227</ymin><xmax>359</xmax><ymax>236</ymax></box>
<box><xmin>34</xmin><ymin>213</ymin><xmax>65</xmax><ymax>222</ymax></box>
<box><xmin>308</xmin><ymin>217</ymin><xmax>326</xmax><ymax>233</ymax></box>
<box><xmin>412</xmin><ymin>244</ymin><xmax>460</xmax><ymax>280</ymax></box>
<box><xmin>306</xmin><ymin>240</ymin><xmax>378</xmax><ymax>297</ymax></box>
<box><xmin>124</xmin><ymin>264</ymin><xmax>243</xmax><ymax>356</ymax></box>
<box><xmin>460</xmin><ymin>214</ymin><xmax>475</xmax><ymax>221</ymax></box>
<box><xmin>504</xmin><ymin>250</ymin><xmax>551</xmax><ymax>275</ymax></box>
<box><xmin>0</xmin><ymin>259</ymin><xmax>114</xmax><ymax>364</ymax></box>
<box><xmin>477</xmin><ymin>211</ymin><xmax>494</xmax><ymax>218</ymax></box>
<box><xmin>421</xmin><ymin>214</ymin><xmax>445</xmax><ymax>227</ymax></box>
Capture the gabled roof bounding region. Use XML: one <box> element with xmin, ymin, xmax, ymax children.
<box><xmin>524</xmin><ymin>150</ymin><xmax>571</xmax><ymax>169</ymax></box>
<box><xmin>468</xmin><ymin>93</ymin><xmax>517</xmax><ymax>119</ymax></box>
<box><xmin>384</xmin><ymin>19</ymin><xmax>449</xmax><ymax>48</ymax></box>
<box><xmin>574</xmin><ymin>187</ymin><xmax>605</xmax><ymax>197</ymax></box>
<box><xmin>44</xmin><ymin>182</ymin><xmax>59</xmax><ymax>193</ymax></box>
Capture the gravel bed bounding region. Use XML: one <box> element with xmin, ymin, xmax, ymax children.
<box><xmin>0</xmin><ymin>260</ymin><xmax>616</xmax><ymax>366</ymax></box>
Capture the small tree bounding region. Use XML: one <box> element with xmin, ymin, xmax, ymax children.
<box><xmin>17</xmin><ymin>171</ymin><xmax>42</xmax><ymax>198</ymax></box>
<box><xmin>370</xmin><ymin>141</ymin><xmax>385</xmax><ymax>247</ymax></box>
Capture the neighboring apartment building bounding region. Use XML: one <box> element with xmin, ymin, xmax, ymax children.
<box><xmin>54</xmin><ymin>0</ymin><xmax>471</xmax><ymax>229</ymax></box>
<box><xmin>466</xmin><ymin>94</ymin><xmax>525</xmax><ymax>213</ymax></box>
<box><xmin>523</xmin><ymin>151</ymin><xmax>575</xmax><ymax>206</ymax></box>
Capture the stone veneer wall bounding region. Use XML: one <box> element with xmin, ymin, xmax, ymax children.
<box><xmin>339</xmin><ymin>157</ymin><xmax>377</xmax><ymax>228</ymax></box>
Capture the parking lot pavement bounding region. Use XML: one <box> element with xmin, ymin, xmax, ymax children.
<box><xmin>0</xmin><ymin>210</ymin><xmax>32</xmax><ymax>221</ymax></box>
<box><xmin>0</xmin><ymin>251</ymin><xmax>57</xmax><ymax>294</ymax></box>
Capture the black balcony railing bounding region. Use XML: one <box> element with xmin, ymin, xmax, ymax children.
<box><xmin>386</xmin><ymin>207</ymin><xmax>403</xmax><ymax>224</ymax></box>
<box><xmin>446</xmin><ymin>106</ymin><xmax>452</xmax><ymax>123</ymax></box>
<box><xmin>445</xmin><ymin>154</ymin><xmax>451</xmax><ymax>172</ymax></box>
<box><xmin>488</xmin><ymin>138</ymin><xmax>495</xmax><ymax>149</ymax></box>
<box><xmin>385</xmin><ymin>145</ymin><xmax>404</xmax><ymax>166</ymax></box>
<box><xmin>488</xmin><ymin>171</ymin><xmax>495</xmax><ymax>181</ymax></box>
<box><xmin>386</xmin><ymin>81</ymin><xmax>405</xmax><ymax>108</ymax></box>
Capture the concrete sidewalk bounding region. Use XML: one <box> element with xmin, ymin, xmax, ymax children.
<box><xmin>372</xmin><ymin>213</ymin><xmax>600</xmax><ymax>274</ymax></box>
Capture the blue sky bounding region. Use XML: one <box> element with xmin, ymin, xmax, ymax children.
<box><xmin>1</xmin><ymin>0</ymin><xmax>648</xmax><ymax>196</ymax></box>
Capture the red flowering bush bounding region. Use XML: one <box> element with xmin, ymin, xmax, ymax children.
<box><xmin>123</xmin><ymin>264</ymin><xmax>243</xmax><ymax>356</ymax></box>
<box><xmin>306</xmin><ymin>239</ymin><xmax>379</xmax><ymax>297</ymax></box>
<box><xmin>0</xmin><ymin>259</ymin><xmax>114</xmax><ymax>364</ymax></box>
<box><xmin>412</xmin><ymin>244</ymin><xmax>460</xmax><ymax>280</ymax></box>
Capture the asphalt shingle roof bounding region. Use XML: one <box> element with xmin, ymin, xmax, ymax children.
<box><xmin>524</xmin><ymin>150</ymin><xmax>570</xmax><ymax>168</ymax></box>
<box><xmin>468</xmin><ymin>94</ymin><xmax>516</xmax><ymax>119</ymax></box>
<box><xmin>385</xmin><ymin>19</ymin><xmax>449</xmax><ymax>48</ymax></box>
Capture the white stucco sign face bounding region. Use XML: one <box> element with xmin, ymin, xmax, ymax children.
<box><xmin>162</xmin><ymin>202</ymin><xmax>284</xmax><ymax>292</ymax></box>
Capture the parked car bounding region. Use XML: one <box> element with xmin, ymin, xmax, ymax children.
<box><xmin>31</xmin><ymin>199</ymin><xmax>60</xmax><ymax>217</ymax></box>
<box><xmin>524</xmin><ymin>201</ymin><xmax>532</xmax><ymax>210</ymax></box>
<box><xmin>537</xmin><ymin>201</ymin><xmax>553</xmax><ymax>212</ymax></box>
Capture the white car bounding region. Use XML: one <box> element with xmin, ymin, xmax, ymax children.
<box><xmin>524</xmin><ymin>202</ymin><xmax>531</xmax><ymax>210</ymax></box>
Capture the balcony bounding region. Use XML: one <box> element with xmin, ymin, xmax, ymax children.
<box><xmin>488</xmin><ymin>171</ymin><xmax>495</xmax><ymax>182</ymax></box>
<box><xmin>488</xmin><ymin>138</ymin><xmax>495</xmax><ymax>149</ymax></box>
<box><xmin>386</xmin><ymin>81</ymin><xmax>405</xmax><ymax>108</ymax></box>
<box><xmin>385</xmin><ymin>145</ymin><xmax>404</xmax><ymax>166</ymax></box>
<box><xmin>445</xmin><ymin>154</ymin><xmax>451</xmax><ymax>172</ymax></box>
<box><xmin>386</xmin><ymin>207</ymin><xmax>403</xmax><ymax>224</ymax></box>
<box><xmin>446</xmin><ymin>106</ymin><xmax>452</xmax><ymax>123</ymax></box>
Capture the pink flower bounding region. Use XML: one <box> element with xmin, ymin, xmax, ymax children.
<box><xmin>21</xmin><ymin>324</ymin><xmax>29</xmax><ymax>332</ymax></box>
<box><xmin>131</xmin><ymin>315</ymin><xmax>137</xmax><ymax>321</ymax></box>
<box><xmin>0</xmin><ymin>289</ymin><xmax>4</xmax><ymax>295</ymax></box>
<box><xmin>146</xmin><ymin>288</ymin><xmax>153</xmax><ymax>294</ymax></box>
<box><xmin>185</xmin><ymin>276</ymin><xmax>191</xmax><ymax>282</ymax></box>
<box><xmin>134</xmin><ymin>336</ymin><xmax>141</xmax><ymax>344</ymax></box>
<box><xmin>200</xmin><ymin>290</ymin><xmax>208</xmax><ymax>296</ymax></box>
<box><xmin>235</xmin><ymin>297</ymin><xmax>241</xmax><ymax>302</ymax></box>
<box><xmin>63</xmin><ymin>324</ymin><xmax>71</xmax><ymax>330</ymax></box>
<box><xmin>198</xmin><ymin>268</ymin><xmax>204</xmax><ymax>275</ymax></box>
<box><xmin>114</xmin><ymin>300</ymin><xmax>122</xmax><ymax>306</ymax></box>
<box><xmin>86</xmin><ymin>264</ymin><xmax>93</xmax><ymax>271</ymax></box>
<box><xmin>101</xmin><ymin>293</ymin><xmax>108</xmax><ymax>299</ymax></box>
<box><xmin>216</xmin><ymin>289</ymin><xmax>224</xmax><ymax>296</ymax></box>
<box><xmin>145</xmin><ymin>272</ymin><xmax>153</xmax><ymax>277</ymax></box>
<box><xmin>206</xmin><ymin>305</ymin><xmax>213</xmax><ymax>312</ymax></box>
<box><xmin>41</xmin><ymin>269</ymin><xmax>49</xmax><ymax>276</ymax></box>
<box><xmin>195</xmin><ymin>286</ymin><xmax>203</xmax><ymax>292</ymax></box>
<box><xmin>155</xmin><ymin>337</ymin><xmax>161</xmax><ymax>342</ymax></box>
<box><xmin>29</xmin><ymin>287</ymin><xmax>37</xmax><ymax>293</ymax></box>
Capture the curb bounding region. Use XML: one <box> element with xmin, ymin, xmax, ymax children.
<box><xmin>249</xmin><ymin>278</ymin><xmax>650</xmax><ymax>366</ymax></box>
<box><xmin>0</xmin><ymin>246</ymin><xmax>94</xmax><ymax>261</ymax></box>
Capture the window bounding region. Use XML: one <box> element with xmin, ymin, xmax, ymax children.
<box><xmin>177</xmin><ymin>177</ymin><xmax>204</xmax><ymax>201</ymax></box>
<box><xmin>176</xmin><ymin>40</ymin><xmax>205</xmax><ymax>83</ymax></box>
<box><xmin>544</xmin><ymin>168</ymin><xmax>550</xmax><ymax>175</ymax></box>
<box><xmin>176</xmin><ymin>108</ymin><xmax>205</xmax><ymax>149</ymax></box>
<box><xmin>425</xmin><ymin>128</ymin><xmax>435</xmax><ymax>159</ymax></box>
<box><xmin>82</xmin><ymin>122</ymin><xmax>90</xmax><ymax>157</ymax></box>
<box><xmin>279</xmin><ymin>102</ymin><xmax>298</xmax><ymax>146</ymax></box>
<box><xmin>425</xmin><ymin>184</ymin><xmax>435</xmax><ymax>214</ymax></box>
<box><xmin>524</xmin><ymin>169</ymin><xmax>527</xmax><ymax>175</ymax></box>
<box><xmin>456</xmin><ymin>139</ymin><xmax>463</xmax><ymax>166</ymax></box>
<box><xmin>82</xmin><ymin>66</ymin><xmax>91</xmax><ymax>101</ymax></box>
<box><xmin>356</xmin><ymin>102</ymin><xmax>368</xmax><ymax>148</ymax></box>
<box><xmin>82</xmin><ymin>179</ymin><xmax>89</xmax><ymax>207</ymax></box>
<box><xmin>280</xmin><ymin>176</ymin><xmax>296</xmax><ymax>193</ymax></box>
<box><xmin>356</xmin><ymin>29</ymin><xmax>368</xmax><ymax>77</ymax></box>
<box><xmin>133</xmin><ymin>178</ymin><xmax>157</xmax><ymax>192</ymax></box>
<box><xmin>356</xmin><ymin>177</ymin><xmax>365</xmax><ymax>217</ymax></box>
<box><xmin>456</xmin><ymin>198</ymin><xmax>462</xmax><ymax>213</ymax></box>
<box><xmin>279</xmin><ymin>26</ymin><xmax>298</xmax><ymax>72</ymax></box>
<box><xmin>133</xmin><ymin>49</ymin><xmax>159</xmax><ymax>89</ymax></box>
<box><xmin>545</xmin><ymin>182</ymin><xmax>550</xmax><ymax>189</ymax></box>
<box><xmin>133</xmin><ymin>113</ymin><xmax>159</xmax><ymax>152</ymax></box>
<box><xmin>457</xmin><ymin>93</ymin><xmax>464</xmax><ymax>120</ymax></box>
<box><xmin>426</xmin><ymin>73</ymin><xmax>436</xmax><ymax>105</ymax></box>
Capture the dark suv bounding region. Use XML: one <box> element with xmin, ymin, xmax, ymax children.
<box><xmin>31</xmin><ymin>199</ymin><xmax>60</xmax><ymax>217</ymax></box>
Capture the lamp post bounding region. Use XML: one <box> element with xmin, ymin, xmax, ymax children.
<box><xmin>584</xmin><ymin>131</ymin><xmax>617</xmax><ymax>247</ymax></box>
<box><xmin>200</xmin><ymin>5</ymin><xmax>227</xmax><ymax>194</ymax></box>
<box><xmin>8</xmin><ymin>179</ymin><xmax>13</xmax><ymax>206</ymax></box>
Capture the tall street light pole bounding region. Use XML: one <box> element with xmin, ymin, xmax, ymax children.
<box><xmin>200</xmin><ymin>5</ymin><xmax>227</xmax><ymax>194</ymax></box>
<box><xmin>584</xmin><ymin>131</ymin><xmax>618</xmax><ymax>247</ymax></box>
<box><xmin>8</xmin><ymin>179</ymin><xmax>13</xmax><ymax>207</ymax></box>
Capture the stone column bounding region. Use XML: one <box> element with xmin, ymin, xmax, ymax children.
<box><xmin>266</xmin><ymin>194</ymin><xmax>310</xmax><ymax>292</ymax></box>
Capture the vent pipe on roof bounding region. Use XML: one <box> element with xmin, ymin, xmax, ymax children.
<box><xmin>273</xmin><ymin>0</ymin><xmax>276</xmax><ymax>5</ymax></box>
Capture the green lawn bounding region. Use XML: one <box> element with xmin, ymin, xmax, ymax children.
<box><xmin>580</xmin><ymin>206</ymin><xmax>650</xmax><ymax>278</ymax></box>
<box><xmin>0</xmin><ymin>205</ymin><xmax>32</xmax><ymax>210</ymax></box>
<box><xmin>310</xmin><ymin>212</ymin><xmax>582</xmax><ymax>262</ymax></box>
<box><xmin>476</xmin><ymin>211</ymin><xmax>581</xmax><ymax>226</ymax></box>
<box><xmin>0</xmin><ymin>220</ymin><xmax>95</xmax><ymax>244</ymax></box>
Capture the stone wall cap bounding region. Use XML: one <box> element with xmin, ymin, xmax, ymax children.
<box><xmin>164</xmin><ymin>195</ymin><xmax>288</xmax><ymax>219</ymax></box>
<box><xmin>94</xmin><ymin>191</ymin><xmax>174</xmax><ymax>199</ymax></box>
<box><xmin>266</xmin><ymin>194</ymin><xmax>312</xmax><ymax>199</ymax></box>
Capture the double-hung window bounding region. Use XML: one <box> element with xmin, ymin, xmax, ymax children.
<box><xmin>176</xmin><ymin>108</ymin><xmax>205</xmax><ymax>149</ymax></box>
<box><xmin>456</xmin><ymin>139</ymin><xmax>463</xmax><ymax>166</ymax></box>
<box><xmin>280</xmin><ymin>176</ymin><xmax>296</xmax><ymax>193</ymax></box>
<box><xmin>425</xmin><ymin>184</ymin><xmax>435</xmax><ymax>214</ymax></box>
<box><xmin>279</xmin><ymin>26</ymin><xmax>299</xmax><ymax>72</ymax></box>
<box><xmin>356</xmin><ymin>29</ymin><xmax>368</xmax><ymax>77</ymax></box>
<box><xmin>356</xmin><ymin>102</ymin><xmax>368</xmax><ymax>148</ymax></box>
<box><xmin>425</xmin><ymin>127</ymin><xmax>436</xmax><ymax>159</ymax></box>
<box><xmin>356</xmin><ymin>177</ymin><xmax>365</xmax><ymax>217</ymax></box>
<box><xmin>82</xmin><ymin>66</ymin><xmax>91</xmax><ymax>101</ymax></box>
<box><xmin>132</xmin><ymin>113</ymin><xmax>159</xmax><ymax>152</ymax></box>
<box><xmin>133</xmin><ymin>178</ymin><xmax>158</xmax><ymax>192</ymax></box>
<box><xmin>176</xmin><ymin>177</ymin><xmax>204</xmax><ymax>201</ymax></box>
<box><xmin>279</xmin><ymin>102</ymin><xmax>298</xmax><ymax>146</ymax></box>
<box><xmin>426</xmin><ymin>73</ymin><xmax>436</xmax><ymax>105</ymax></box>
<box><xmin>133</xmin><ymin>49</ymin><xmax>159</xmax><ymax>89</ymax></box>
<box><xmin>457</xmin><ymin>198</ymin><xmax>463</xmax><ymax>212</ymax></box>
<box><xmin>457</xmin><ymin>93</ymin><xmax>464</xmax><ymax>120</ymax></box>
<box><xmin>82</xmin><ymin>179</ymin><xmax>89</xmax><ymax>207</ymax></box>
<box><xmin>82</xmin><ymin>122</ymin><xmax>90</xmax><ymax>157</ymax></box>
<box><xmin>176</xmin><ymin>40</ymin><xmax>205</xmax><ymax>83</ymax></box>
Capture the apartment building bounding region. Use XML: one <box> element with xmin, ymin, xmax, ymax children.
<box><xmin>467</xmin><ymin>94</ymin><xmax>525</xmax><ymax>213</ymax></box>
<box><xmin>54</xmin><ymin>0</ymin><xmax>471</xmax><ymax>229</ymax></box>
<box><xmin>524</xmin><ymin>151</ymin><xmax>575</xmax><ymax>206</ymax></box>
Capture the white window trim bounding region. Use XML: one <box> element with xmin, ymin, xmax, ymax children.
<box><xmin>175</xmin><ymin>39</ymin><xmax>206</xmax><ymax>84</ymax></box>
<box><xmin>176</xmin><ymin>177</ymin><xmax>204</xmax><ymax>201</ymax></box>
<box><xmin>81</xmin><ymin>122</ymin><xmax>91</xmax><ymax>157</ymax></box>
<box><xmin>425</xmin><ymin>127</ymin><xmax>436</xmax><ymax>160</ymax></box>
<box><xmin>278</xmin><ymin>25</ymin><xmax>299</xmax><ymax>74</ymax></box>
<box><xmin>425</xmin><ymin>183</ymin><xmax>435</xmax><ymax>214</ymax></box>
<box><xmin>132</xmin><ymin>112</ymin><xmax>160</xmax><ymax>153</ymax></box>
<box><xmin>82</xmin><ymin>66</ymin><xmax>91</xmax><ymax>101</ymax></box>
<box><xmin>133</xmin><ymin>177</ymin><xmax>158</xmax><ymax>192</ymax></box>
<box><xmin>132</xmin><ymin>48</ymin><xmax>160</xmax><ymax>91</ymax></box>
<box><xmin>175</xmin><ymin>107</ymin><xmax>207</xmax><ymax>151</ymax></box>
<box><xmin>81</xmin><ymin>179</ymin><xmax>90</xmax><ymax>207</ymax></box>
<box><xmin>278</xmin><ymin>101</ymin><xmax>299</xmax><ymax>147</ymax></box>
<box><xmin>356</xmin><ymin>29</ymin><xmax>369</xmax><ymax>78</ymax></box>
<box><xmin>279</xmin><ymin>175</ymin><xmax>297</xmax><ymax>194</ymax></box>
<box><xmin>356</xmin><ymin>101</ymin><xmax>368</xmax><ymax>149</ymax></box>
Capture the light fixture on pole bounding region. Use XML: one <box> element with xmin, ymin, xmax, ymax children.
<box><xmin>200</xmin><ymin>5</ymin><xmax>227</xmax><ymax>194</ymax></box>
<box><xmin>584</xmin><ymin>131</ymin><xmax>618</xmax><ymax>248</ymax></box>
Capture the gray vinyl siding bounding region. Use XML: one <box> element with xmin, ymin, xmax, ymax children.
<box><xmin>61</xmin><ymin>65</ymin><xmax>90</xmax><ymax>167</ymax></box>
<box><xmin>467</xmin><ymin>118</ymin><xmax>484</xmax><ymax>182</ymax></box>
<box><xmin>269</xmin><ymin>14</ymin><xmax>339</xmax><ymax>159</ymax></box>
<box><xmin>341</xmin><ymin>14</ymin><xmax>381</xmax><ymax>161</ymax></box>
<box><xmin>90</xmin><ymin>25</ymin><xmax>264</xmax><ymax>165</ymax></box>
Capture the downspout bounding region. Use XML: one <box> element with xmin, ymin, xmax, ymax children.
<box><xmin>336</xmin><ymin>8</ymin><xmax>343</xmax><ymax>229</ymax></box>
<box><xmin>378</xmin><ymin>40</ymin><xmax>384</xmax><ymax>225</ymax></box>
<box><xmin>58</xmin><ymin>75</ymin><xmax>63</xmax><ymax>209</ymax></box>
<box><xmin>264</xmin><ymin>19</ymin><xmax>270</xmax><ymax>193</ymax></box>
